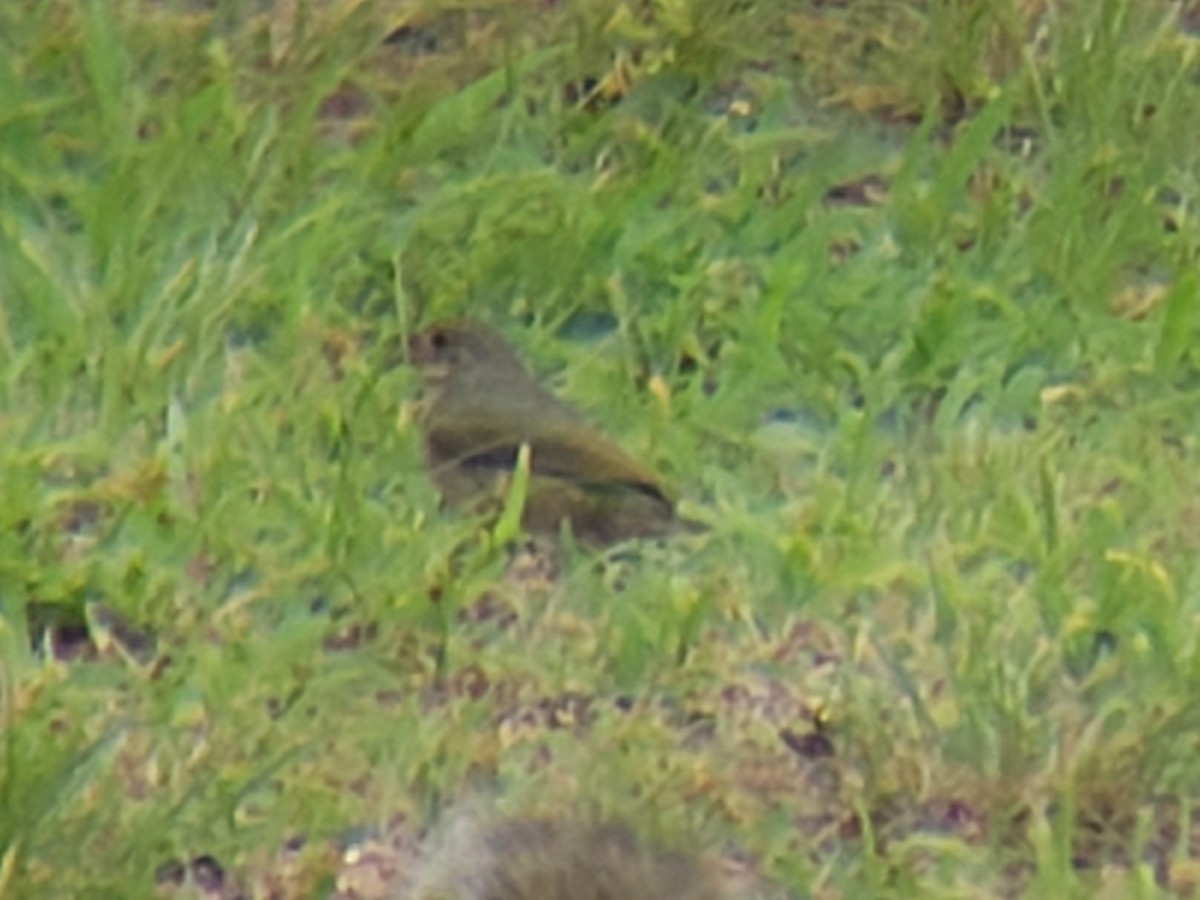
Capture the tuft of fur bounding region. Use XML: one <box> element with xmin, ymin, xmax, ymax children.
<box><xmin>402</xmin><ymin>810</ymin><xmax>729</xmax><ymax>900</ymax></box>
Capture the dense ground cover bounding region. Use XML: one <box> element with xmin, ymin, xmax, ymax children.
<box><xmin>3</xmin><ymin>0</ymin><xmax>1200</xmax><ymax>896</ymax></box>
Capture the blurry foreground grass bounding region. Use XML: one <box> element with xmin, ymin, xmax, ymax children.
<box><xmin>3</xmin><ymin>0</ymin><xmax>1200</xmax><ymax>896</ymax></box>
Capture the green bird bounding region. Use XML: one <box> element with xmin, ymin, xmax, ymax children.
<box><xmin>408</xmin><ymin>318</ymin><xmax>689</xmax><ymax>545</ymax></box>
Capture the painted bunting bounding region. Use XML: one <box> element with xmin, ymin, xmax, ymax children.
<box><xmin>408</xmin><ymin>318</ymin><xmax>688</xmax><ymax>545</ymax></box>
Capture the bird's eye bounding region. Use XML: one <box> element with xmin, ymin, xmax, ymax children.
<box><xmin>430</xmin><ymin>330</ymin><xmax>448</xmax><ymax>350</ymax></box>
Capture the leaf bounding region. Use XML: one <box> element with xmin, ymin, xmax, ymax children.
<box><xmin>401</xmin><ymin>46</ymin><xmax>563</xmax><ymax>166</ymax></box>
<box><xmin>492</xmin><ymin>442</ymin><xmax>531</xmax><ymax>546</ymax></box>
<box><xmin>1155</xmin><ymin>271</ymin><xmax>1198</xmax><ymax>373</ymax></box>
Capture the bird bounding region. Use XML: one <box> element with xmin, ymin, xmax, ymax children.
<box><xmin>407</xmin><ymin>318</ymin><xmax>690</xmax><ymax>545</ymax></box>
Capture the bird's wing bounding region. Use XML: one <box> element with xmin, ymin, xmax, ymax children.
<box><xmin>525</xmin><ymin>422</ymin><xmax>674</xmax><ymax>505</ymax></box>
<box><xmin>424</xmin><ymin>418</ymin><xmax>673</xmax><ymax>507</ymax></box>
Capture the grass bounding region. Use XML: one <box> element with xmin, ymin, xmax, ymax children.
<box><xmin>3</xmin><ymin>0</ymin><xmax>1200</xmax><ymax>896</ymax></box>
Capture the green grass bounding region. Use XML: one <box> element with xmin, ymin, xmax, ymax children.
<box><xmin>3</xmin><ymin>0</ymin><xmax>1200</xmax><ymax>896</ymax></box>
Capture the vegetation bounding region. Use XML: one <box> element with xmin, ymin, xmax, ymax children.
<box><xmin>2</xmin><ymin>0</ymin><xmax>1200</xmax><ymax>896</ymax></box>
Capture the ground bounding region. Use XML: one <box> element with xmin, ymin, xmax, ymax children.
<box><xmin>3</xmin><ymin>0</ymin><xmax>1200</xmax><ymax>897</ymax></box>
